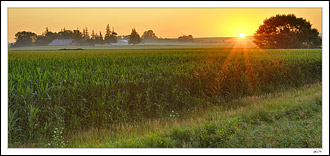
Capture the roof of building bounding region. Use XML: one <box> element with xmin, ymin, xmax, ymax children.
<box><xmin>118</xmin><ymin>40</ymin><xmax>128</xmax><ymax>43</ymax></box>
<box><xmin>48</xmin><ymin>39</ymin><xmax>74</xmax><ymax>46</ymax></box>
<box><xmin>114</xmin><ymin>40</ymin><xmax>128</xmax><ymax>44</ymax></box>
<box><xmin>107</xmin><ymin>40</ymin><xmax>129</xmax><ymax>46</ymax></box>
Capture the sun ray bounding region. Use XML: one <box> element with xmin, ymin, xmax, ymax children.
<box><xmin>211</xmin><ymin>39</ymin><xmax>241</xmax><ymax>91</ymax></box>
<box><xmin>241</xmin><ymin>40</ymin><xmax>256</xmax><ymax>92</ymax></box>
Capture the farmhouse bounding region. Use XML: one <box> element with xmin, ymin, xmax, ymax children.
<box><xmin>107</xmin><ymin>40</ymin><xmax>128</xmax><ymax>46</ymax></box>
<box><xmin>48</xmin><ymin>39</ymin><xmax>74</xmax><ymax>46</ymax></box>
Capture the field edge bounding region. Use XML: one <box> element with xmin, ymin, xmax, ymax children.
<box><xmin>63</xmin><ymin>82</ymin><xmax>322</xmax><ymax>148</ymax></box>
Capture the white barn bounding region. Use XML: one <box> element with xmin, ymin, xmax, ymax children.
<box><xmin>107</xmin><ymin>40</ymin><xmax>128</xmax><ymax>46</ymax></box>
<box><xmin>48</xmin><ymin>39</ymin><xmax>74</xmax><ymax>46</ymax></box>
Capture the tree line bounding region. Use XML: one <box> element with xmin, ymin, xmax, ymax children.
<box><xmin>12</xmin><ymin>25</ymin><xmax>162</xmax><ymax>47</ymax></box>
<box><xmin>11</xmin><ymin>14</ymin><xmax>321</xmax><ymax>49</ymax></box>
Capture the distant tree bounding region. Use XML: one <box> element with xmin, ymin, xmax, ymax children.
<box><xmin>34</xmin><ymin>27</ymin><xmax>50</xmax><ymax>46</ymax></box>
<box><xmin>178</xmin><ymin>35</ymin><xmax>193</xmax><ymax>41</ymax></box>
<box><xmin>99</xmin><ymin>31</ymin><xmax>103</xmax><ymax>41</ymax></box>
<box><xmin>111</xmin><ymin>27</ymin><xmax>117</xmax><ymax>36</ymax></box>
<box><xmin>34</xmin><ymin>35</ymin><xmax>48</xmax><ymax>46</ymax></box>
<box><xmin>109</xmin><ymin>27</ymin><xmax>117</xmax><ymax>43</ymax></box>
<box><xmin>82</xmin><ymin>27</ymin><xmax>90</xmax><ymax>41</ymax></box>
<box><xmin>13</xmin><ymin>31</ymin><xmax>37</xmax><ymax>47</ymax></box>
<box><xmin>85</xmin><ymin>28</ymin><xmax>90</xmax><ymax>40</ymax></box>
<box><xmin>72</xmin><ymin>29</ymin><xmax>83</xmax><ymax>43</ymax></box>
<box><xmin>128</xmin><ymin>28</ymin><xmax>142</xmax><ymax>45</ymax></box>
<box><xmin>104</xmin><ymin>24</ymin><xmax>111</xmax><ymax>42</ymax></box>
<box><xmin>35</xmin><ymin>27</ymin><xmax>80</xmax><ymax>46</ymax></box>
<box><xmin>90</xmin><ymin>30</ymin><xmax>96</xmax><ymax>45</ymax></box>
<box><xmin>254</xmin><ymin>14</ymin><xmax>322</xmax><ymax>49</ymax></box>
<box><xmin>81</xmin><ymin>27</ymin><xmax>91</xmax><ymax>45</ymax></box>
<box><xmin>91</xmin><ymin>30</ymin><xmax>96</xmax><ymax>40</ymax></box>
<box><xmin>58</xmin><ymin>28</ymin><xmax>74</xmax><ymax>39</ymax></box>
<box><xmin>141</xmin><ymin>30</ymin><xmax>158</xmax><ymax>39</ymax></box>
<box><xmin>44</xmin><ymin>28</ymin><xmax>57</xmax><ymax>42</ymax></box>
<box><xmin>103</xmin><ymin>25</ymin><xmax>117</xmax><ymax>43</ymax></box>
<box><xmin>96</xmin><ymin>31</ymin><xmax>104</xmax><ymax>44</ymax></box>
<box><xmin>82</xmin><ymin>28</ymin><xmax>86</xmax><ymax>40</ymax></box>
<box><xmin>94</xmin><ymin>33</ymin><xmax>101</xmax><ymax>45</ymax></box>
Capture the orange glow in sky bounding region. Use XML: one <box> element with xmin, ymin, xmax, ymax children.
<box><xmin>8</xmin><ymin>8</ymin><xmax>322</xmax><ymax>43</ymax></box>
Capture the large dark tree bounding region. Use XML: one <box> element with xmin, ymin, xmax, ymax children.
<box><xmin>254</xmin><ymin>14</ymin><xmax>321</xmax><ymax>49</ymax></box>
<box><xmin>128</xmin><ymin>28</ymin><xmax>142</xmax><ymax>45</ymax></box>
<box><xmin>13</xmin><ymin>31</ymin><xmax>37</xmax><ymax>47</ymax></box>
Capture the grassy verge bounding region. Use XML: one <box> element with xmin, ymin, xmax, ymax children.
<box><xmin>63</xmin><ymin>82</ymin><xmax>321</xmax><ymax>148</ymax></box>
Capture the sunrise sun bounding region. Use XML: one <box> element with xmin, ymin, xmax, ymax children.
<box><xmin>238</xmin><ymin>33</ymin><xmax>246</xmax><ymax>38</ymax></box>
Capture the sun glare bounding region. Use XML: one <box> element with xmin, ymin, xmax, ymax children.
<box><xmin>238</xmin><ymin>33</ymin><xmax>246</xmax><ymax>38</ymax></box>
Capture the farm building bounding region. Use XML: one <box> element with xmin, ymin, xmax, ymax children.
<box><xmin>48</xmin><ymin>39</ymin><xmax>74</xmax><ymax>46</ymax></box>
<box><xmin>107</xmin><ymin>40</ymin><xmax>129</xmax><ymax>46</ymax></box>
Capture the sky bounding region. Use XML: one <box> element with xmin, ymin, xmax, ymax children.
<box><xmin>8</xmin><ymin>8</ymin><xmax>322</xmax><ymax>43</ymax></box>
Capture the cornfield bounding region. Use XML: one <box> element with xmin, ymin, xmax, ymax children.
<box><xmin>8</xmin><ymin>48</ymin><xmax>322</xmax><ymax>145</ymax></box>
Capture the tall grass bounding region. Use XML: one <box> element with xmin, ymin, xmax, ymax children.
<box><xmin>8</xmin><ymin>48</ymin><xmax>321</xmax><ymax>146</ymax></box>
<box><xmin>104</xmin><ymin>83</ymin><xmax>322</xmax><ymax>148</ymax></box>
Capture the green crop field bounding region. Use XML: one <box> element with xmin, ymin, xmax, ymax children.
<box><xmin>8</xmin><ymin>48</ymin><xmax>322</xmax><ymax>147</ymax></box>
